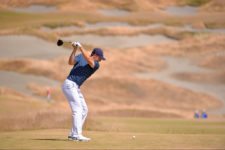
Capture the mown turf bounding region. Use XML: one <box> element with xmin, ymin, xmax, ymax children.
<box><xmin>0</xmin><ymin>117</ymin><xmax>225</xmax><ymax>149</ymax></box>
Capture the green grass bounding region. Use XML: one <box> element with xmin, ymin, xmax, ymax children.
<box><xmin>183</xmin><ymin>0</ymin><xmax>211</xmax><ymax>6</ymax></box>
<box><xmin>0</xmin><ymin>9</ymin><xmax>114</xmax><ymax>30</ymax></box>
<box><xmin>0</xmin><ymin>117</ymin><xmax>225</xmax><ymax>149</ymax></box>
<box><xmin>0</xmin><ymin>10</ymin><xmax>38</xmax><ymax>28</ymax></box>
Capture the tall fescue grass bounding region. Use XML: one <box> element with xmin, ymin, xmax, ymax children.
<box><xmin>0</xmin><ymin>88</ymin><xmax>71</xmax><ymax>131</ymax></box>
<box><xmin>0</xmin><ymin>110</ymin><xmax>71</xmax><ymax>131</ymax></box>
<box><xmin>0</xmin><ymin>88</ymin><xmax>101</xmax><ymax>131</ymax></box>
<box><xmin>185</xmin><ymin>0</ymin><xmax>211</xmax><ymax>6</ymax></box>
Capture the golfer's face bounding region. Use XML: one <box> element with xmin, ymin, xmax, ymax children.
<box><xmin>94</xmin><ymin>55</ymin><xmax>102</xmax><ymax>62</ymax></box>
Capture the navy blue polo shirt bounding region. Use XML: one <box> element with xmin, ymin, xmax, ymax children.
<box><xmin>67</xmin><ymin>54</ymin><xmax>99</xmax><ymax>87</ymax></box>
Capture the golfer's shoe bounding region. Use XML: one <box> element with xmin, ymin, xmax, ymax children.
<box><xmin>68</xmin><ymin>135</ymin><xmax>91</xmax><ymax>142</ymax></box>
<box><xmin>77</xmin><ymin>135</ymin><xmax>91</xmax><ymax>142</ymax></box>
<box><xmin>68</xmin><ymin>136</ymin><xmax>73</xmax><ymax>140</ymax></box>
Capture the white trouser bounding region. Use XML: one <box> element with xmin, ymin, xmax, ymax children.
<box><xmin>62</xmin><ymin>79</ymin><xmax>88</xmax><ymax>137</ymax></box>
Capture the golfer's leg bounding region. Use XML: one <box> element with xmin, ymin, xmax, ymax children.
<box><xmin>78</xmin><ymin>90</ymin><xmax>88</xmax><ymax>128</ymax></box>
<box><xmin>62</xmin><ymin>80</ymin><xmax>83</xmax><ymax>137</ymax></box>
<box><xmin>69</xmin><ymin>99</ymin><xmax>82</xmax><ymax>137</ymax></box>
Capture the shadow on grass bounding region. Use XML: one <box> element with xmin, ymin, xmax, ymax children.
<box><xmin>32</xmin><ymin>138</ymin><xmax>69</xmax><ymax>141</ymax></box>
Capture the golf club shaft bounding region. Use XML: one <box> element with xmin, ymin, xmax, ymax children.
<box><xmin>63</xmin><ymin>40</ymin><xmax>72</xmax><ymax>44</ymax></box>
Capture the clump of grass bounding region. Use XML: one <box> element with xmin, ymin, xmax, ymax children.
<box><xmin>27</xmin><ymin>83</ymin><xmax>66</xmax><ymax>102</ymax></box>
<box><xmin>0</xmin><ymin>58</ymin><xmax>69</xmax><ymax>81</ymax></box>
<box><xmin>43</xmin><ymin>21</ymin><xmax>84</xmax><ymax>29</ymax></box>
<box><xmin>0</xmin><ymin>88</ymin><xmax>70</xmax><ymax>131</ymax></box>
<box><xmin>0</xmin><ymin>110</ymin><xmax>71</xmax><ymax>131</ymax></box>
<box><xmin>205</xmin><ymin>22</ymin><xmax>225</xmax><ymax>29</ymax></box>
<box><xmin>184</xmin><ymin>0</ymin><xmax>211</xmax><ymax>6</ymax></box>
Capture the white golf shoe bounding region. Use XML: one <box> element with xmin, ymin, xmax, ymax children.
<box><xmin>77</xmin><ymin>135</ymin><xmax>91</xmax><ymax>142</ymax></box>
<box><xmin>68</xmin><ymin>135</ymin><xmax>91</xmax><ymax>142</ymax></box>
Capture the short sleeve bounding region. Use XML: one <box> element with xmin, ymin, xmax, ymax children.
<box><xmin>75</xmin><ymin>54</ymin><xmax>82</xmax><ymax>62</ymax></box>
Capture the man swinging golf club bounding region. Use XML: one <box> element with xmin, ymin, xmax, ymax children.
<box><xmin>62</xmin><ymin>41</ymin><xmax>106</xmax><ymax>141</ymax></box>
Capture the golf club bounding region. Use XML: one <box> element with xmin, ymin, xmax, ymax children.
<box><xmin>57</xmin><ymin>39</ymin><xmax>72</xmax><ymax>46</ymax></box>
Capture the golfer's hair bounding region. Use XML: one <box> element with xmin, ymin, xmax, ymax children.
<box><xmin>91</xmin><ymin>49</ymin><xmax>96</xmax><ymax>56</ymax></box>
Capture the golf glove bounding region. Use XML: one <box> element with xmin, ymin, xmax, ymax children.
<box><xmin>72</xmin><ymin>42</ymin><xmax>77</xmax><ymax>47</ymax></box>
<box><xmin>72</xmin><ymin>42</ymin><xmax>82</xmax><ymax>48</ymax></box>
<box><xmin>75</xmin><ymin>42</ymin><xmax>82</xmax><ymax>48</ymax></box>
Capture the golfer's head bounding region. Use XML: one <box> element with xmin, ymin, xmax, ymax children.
<box><xmin>91</xmin><ymin>48</ymin><xmax>106</xmax><ymax>62</ymax></box>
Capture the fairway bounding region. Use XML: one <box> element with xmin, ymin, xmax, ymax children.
<box><xmin>0</xmin><ymin>117</ymin><xmax>225</xmax><ymax>149</ymax></box>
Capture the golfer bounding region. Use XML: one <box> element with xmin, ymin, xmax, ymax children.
<box><xmin>62</xmin><ymin>42</ymin><xmax>105</xmax><ymax>141</ymax></box>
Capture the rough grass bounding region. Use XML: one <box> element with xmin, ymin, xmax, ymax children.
<box><xmin>0</xmin><ymin>88</ymin><xmax>71</xmax><ymax>131</ymax></box>
<box><xmin>0</xmin><ymin>0</ymin><xmax>64</xmax><ymax>7</ymax></box>
<box><xmin>173</xmin><ymin>71</ymin><xmax>225</xmax><ymax>84</ymax></box>
<box><xmin>27</xmin><ymin>83</ymin><xmax>66</xmax><ymax>102</ymax></box>
<box><xmin>1</xmin><ymin>1</ymin><xmax>225</xmax><ymax>40</ymax></box>
<box><xmin>0</xmin><ymin>9</ymin><xmax>103</xmax><ymax>31</ymax></box>
<box><xmin>84</xmin><ymin>77</ymin><xmax>222</xmax><ymax>111</ymax></box>
<box><xmin>183</xmin><ymin>0</ymin><xmax>211</xmax><ymax>6</ymax></box>
<box><xmin>0</xmin><ymin>117</ymin><xmax>225</xmax><ymax>149</ymax></box>
<box><xmin>198</xmin><ymin>52</ymin><xmax>225</xmax><ymax>69</ymax></box>
<box><xmin>0</xmin><ymin>34</ymin><xmax>224</xmax><ymax>120</ymax></box>
<box><xmin>0</xmin><ymin>57</ymin><xmax>69</xmax><ymax>81</ymax></box>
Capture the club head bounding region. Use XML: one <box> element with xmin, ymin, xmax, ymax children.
<box><xmin>57</xmin><ymin>39</ymin><xmax>63</xmax><ymax>46</ymax></box>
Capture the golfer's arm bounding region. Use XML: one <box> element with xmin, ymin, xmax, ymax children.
<box><xmin>68</xmin><ymin>47</ymin><xmax>77</xmax><ymax>65</ymax></box>
<box><xmin>79</xmin><ymin>47</ymin><xmax>95</xmax><ymax>68</ymax></box>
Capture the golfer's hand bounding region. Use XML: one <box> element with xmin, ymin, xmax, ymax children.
<box><xmin>75</xmin><ymin>42</ymin><xmax>82</xmax><ymax>48</ymax></box>
<box><xmin>72</xmin><ymin>42</ymin><xmax>77</xmax><ymax>48</ymax></box>
<box><xmin>72</xmin><ymin>42</ymin><xmax>82</xmax><ymax>48</ymax></box>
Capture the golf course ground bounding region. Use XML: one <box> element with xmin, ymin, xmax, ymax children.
<box><xmin>0</xmin><ymin>117</ymin><xmax>225</xmax><ymax>149</ymax></box>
